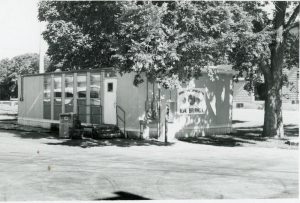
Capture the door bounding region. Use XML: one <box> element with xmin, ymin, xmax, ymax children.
<box><xmin>103</xmin><ymin>78</ymin><xmax>117</xmax><ymax>124</ymax></box>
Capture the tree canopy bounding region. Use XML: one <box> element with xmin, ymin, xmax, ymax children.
<box><xmin>38</xmin><ymin>1</ymin><xmax>120</xmax><ymax>71</ymax></box>
<box><xmin>0</xmin><ymin>53</ymin><xmax>48</xmax><ymax>99</ymax></box>
<box><xmin>38</xmin><ymin>1</ymin><xmax>298</xmax><ymax>85</ymax></box>
<box><xmin>225</xmin><ymin>1</ymin><xmax>299</xmax><ymax>91</ymax></box>
<box><xmin>38</xmin><ymin>1</ymin><xmax>299</xmax><ymax>137</ymax></box>
<box><xmin>39</xmin><ymin>1</ymin><xmax>264</xmax><ymax>87</ymax></box>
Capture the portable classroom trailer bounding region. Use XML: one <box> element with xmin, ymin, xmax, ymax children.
<box><xmin>18</xmin><ymin>66</ymin><xmax>234</xmax><ymax>139</ymax></box>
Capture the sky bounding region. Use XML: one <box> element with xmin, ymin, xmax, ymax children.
<box><xmin>0</xmin><ymin>0</ymin><xmax>44</xmax><ymax>60</ymax></box>
<box><xmin>0</xmin><ymin>0</ymin><xmax>278</xmax><ymax>61</ymax></box>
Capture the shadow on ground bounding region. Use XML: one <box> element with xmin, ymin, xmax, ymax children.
<box><xmin>5</xmin><ymin>120</ymin><xmax>298</xmax><ymax>148</ymax></box>
<box><xmin>178</xmin><ymin>124</ymin><xmax>299</xmax><ymax>147</ymax></box>
<box><xmin>178</xmin><ymin>135</ymin><xmax>255</xmax><ymax>147</ymax></box>
<box><xmin>1</xmin><ymin>120</ymin><xmax>173</xmax><ymax>148</ymax></box>
<box><xmin>45</xmin><ymin>137</ymin><xmax>173</xmax><ymax>148</ymax></box>
<box><xmin>95</xmin><ymin>191</ymin><xmax>151</xmax><ymax>200</ymax></box>
<box><xmin>13</xmin><ymin>131</ymin><xmax>58</xmax><ymax>139</ymax></box>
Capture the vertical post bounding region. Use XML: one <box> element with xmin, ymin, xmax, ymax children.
<box><xmin>145</xmin><ymin>78</ymin><xmax>149</xmax><ymax>112</ymax></box>
<box><xmin>151</xmin><ymin>82</ymin><xmax>154</xmax><ymax>113</ymax></box>
<box><xmin>124</xmin><ymin>117</ymin><xmax>126</xmax><ymax>138</ymax></box>
<box><xmin>158</xmin><ymin>84</ymin><xmax>161</xmax><ymax>137</ymax></box>
<box><xmin>165</xmin><ymin>104</ymin><xmax>169</xmax><ymax>144</ymax></box>
<box><xmin>73</xmin><ymin>73</ymin><xmax>77</xmax><ymax>114</ymax></box>
<box><xmin>165</xmin><ymin>117</ymin><xmax>168</xmax><ymax>144</ymax></box>
<box><xmin>50</xmin><ymin>74</ymin><xmax>54</xmax><ymax>120</ymax></box>
<box><xmin>86</xmin><ymin>72</ymin><xmax>91</xmax><ymax>124</ymax></box>
<box><xmin>146</xmin><ymin>78</ymin><xmax>149</xmax><ymax>101</ymax></box>
<box><xmin>77</xmin><ymin>105</ymin><xmax>79</xmax><ymax>118</ymax></box>
<box><xmin>116</xmin><ymin>105</ymin><xmax>118</xmax><ymax>128</ymax></box>
<box><xmin>39</xmin><ymin>22</ymin><xmax>46</xmax><ymax>74</ymax></box>
<box><xmin>139</xmin><ymin>120</ymin><xmax>144</xmax><ymax>140</ymax></box>
<box><xmin>61</xmin><ymin>74</ymin><xmax>65</xmax><ymax>114</ymax></box>
<box><xmin>174</xmin><ymin>89</ymin><xmax>178</xmax><ymax>113</ymax></box>
<box><xmin>229</xmin><ymin>78</ymin><xmax>233</xmax><ymax>132</ymax></box>
<box><xmin>100</xmin><ymin>71</ymin><xmax>105</xmax><ymax>123</ymax></box>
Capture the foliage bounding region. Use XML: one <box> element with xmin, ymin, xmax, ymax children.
<box><xmin>226</xmin><ymin>1</ymin><xmax>299</xmax><ymax>92</ymax></box>
<box><xmin>0</xmin><ymin>53</ymin><xmax>45</xmax><ymax>99</ymax></box>
<box><xmin>39</xmin><ymin>1</ymin><xmax>260</xmax><ymax>87</ymax></box>
<box><xmin>38</xmin><ymin>1</ymin><xmax>121</xmax><ymax>70</ymax></box>
<box><xmin>112</xmin><ymin>1</ymin><xmax>257</xmax><ymax>87</ymax></box>
<box><xmin>38</xmin><ymin>1</ymin><xmax>298</xmax><ymax>87</ymax></box>
<box><xmin>38</xmin><ymin>1</ymin><xmax>299</xmax><ymax>137</ymax></box>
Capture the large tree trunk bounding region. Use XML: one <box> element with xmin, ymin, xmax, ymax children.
<box><xmin>262</xmin><ymin>2</ymin><xmax>287</xmax><ymax>138</ymax></box>
<box><xmin>263</xmin><ymin>81</ymin><xmax>284</xmax><ymax>138</ymax></box>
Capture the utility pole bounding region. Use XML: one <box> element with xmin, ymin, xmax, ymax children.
<box><xmin>39</xmin><ymin>22</ymin><xmax>47</xmax><ymax>74</ymax></box>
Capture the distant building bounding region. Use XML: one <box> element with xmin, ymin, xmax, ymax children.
<box><xmin>282</xmin><ymin>67</ymin><xmax>299</xmax><ymax>104</ymax></box>
<box><xmin>233</xmin><ymin>66</ymin><xmax>299</xmax><ymax>109</ymax></box>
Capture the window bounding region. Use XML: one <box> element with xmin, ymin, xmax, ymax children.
<box><xmin>53</xmin><ymin>76</ymin><xmax>62</xmax><ymax>98</ymax></box>
<box><xmin>108</xmin><ymin>82</ymin><xmax>113</xmax><ymax>92</ymax></box>
<box><xmin>44</xmin><ymin>76</ymin><xmax>51</xmax><ymax>99</ymax></box>
<box><xmin>77</xmin><ymin>74</ymin><xmax>87</xmax><ymax>123</ymax></box>
<box><xmin>90</xmin><ymin>73</ymin><xmax>100</xmax><ymax>98</ymax></box>
<box><xmin>236</xmin><ymin>103</ymin><xmax>244</xmax><ymax>108</ymax></box>
<box><xmin>65</xmin><ymin>74</ymin><xmax>74</xmax><ymax>113</ymax></box>
<box><xmin>77</xmin><ymin>74</ymin><xmax>87</xmax><ymax>98</ymax></box>
<box><xmin>90</xmin><ymin>73</ymin><xmax>101</xmax><ymax>124</ymax></box>
<box><xmin>43</xmin><ymin>76</ymin><xmax>51</xmax><ymax>119</ymax></box>
<box><xmin>65</xmin><ymin>75</ymin><xmax>73</xmax><ymax>98</ymax></box>
<box><xmin>53</xmin><ymin>75</ymin><xmax>62</xmax><ymax>120</ymax></box>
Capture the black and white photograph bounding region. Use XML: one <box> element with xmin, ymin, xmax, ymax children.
<box><xmin>0</xmin><ymin>0</ymin><xmax>299</xmax><ymax>201</ymax></box>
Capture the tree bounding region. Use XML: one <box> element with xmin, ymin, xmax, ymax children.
<box><xmin>38</xmin><ymin>1</ymin><xmax>121</xmax><ymax>70</ymax></box>
<box><xmin>112</xmin><ymin>1</ymin><xmax>252</xmax><ymax>87</ymax></box>
<box><xmin>38</xmin><ymin>1</ymin><xmax>248</xmax><ymax>85</ymax></box>
<box><xmin>226</xmin><ymin>2</ymin><xmax>299</xmax><ymax>138</ymax></box>
<box><xmin>0</xmin><ymin>53</ymin><xmax>45</xmax><ymax>99</ymax></box>
<box><xmin>0</xmin><ymin>58</ymin><xmax>14</xmax><ymax>100</ymax></box>
<box><xmin>38</xmin><ymin>1</ymin><xmax>299</xmax><ymax>137</ymax></box>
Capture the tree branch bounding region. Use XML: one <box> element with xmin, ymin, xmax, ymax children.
<box><xmin>284</xmin><ymin>4</ymin><xmax>300</xmax><ymax>29</ymax></box>
<box><xmin>284</xmin><ymin>21</ymin><xmax>299</xmax><ymax>33</ymax></box>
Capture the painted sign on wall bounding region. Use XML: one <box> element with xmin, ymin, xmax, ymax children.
<box><xmin>177</xmin><ymin>88</ymin><xmax>206</xmax><ymax>114</ymax></box>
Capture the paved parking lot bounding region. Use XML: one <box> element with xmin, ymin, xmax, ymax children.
<box><xmin>0</xmin><ymin>109</ymin><xmax>298</xmax><ymax>200</ymax></box>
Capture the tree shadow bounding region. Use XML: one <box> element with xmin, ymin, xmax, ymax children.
<box><xmin>13</xmin><ymin>131</ymin><xmax>58</xmax><ymax>139</ymax></box>
<box><xmin>178</xmin><ymin>124</ymin><xmax>299</xmax><ymax>147</ymax></box>
<box><xmin>178</xmin><ymin>135</ymin><xmax>255</xmax><ymax>147</ymax></box>
<box><xmin>5</xmin><ymin>124</ymin><xmax>173</xmax><ymax>148</ymax></box>
<box><xmin>95</xmin><ymin>191</ymin><xmax>151</xmax><ymax>200</ymax></box>
<box><xmin>45</xmin><ymin>137</ymin><xmax>174</xmax><ymax>148</ymax></box>
<box><xmin>231</xmin><ymin>126</ymin><xmax>268</xmax><ymax>141</ymax></box>
<box><xmin>234</xmin><ymin>124</ymin><xmax>299</xmax><ymax>139</ymax></box>
<box><xmin>0</xmin><ymin>120</ymin><xmax>53</xmax><ymax>138</ymax></box>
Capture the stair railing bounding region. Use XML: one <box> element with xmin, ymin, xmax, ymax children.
<box><xmin>116</xmin><ymin>105</ymin><xmax>126</xmax><ymax>138</ymax></box>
